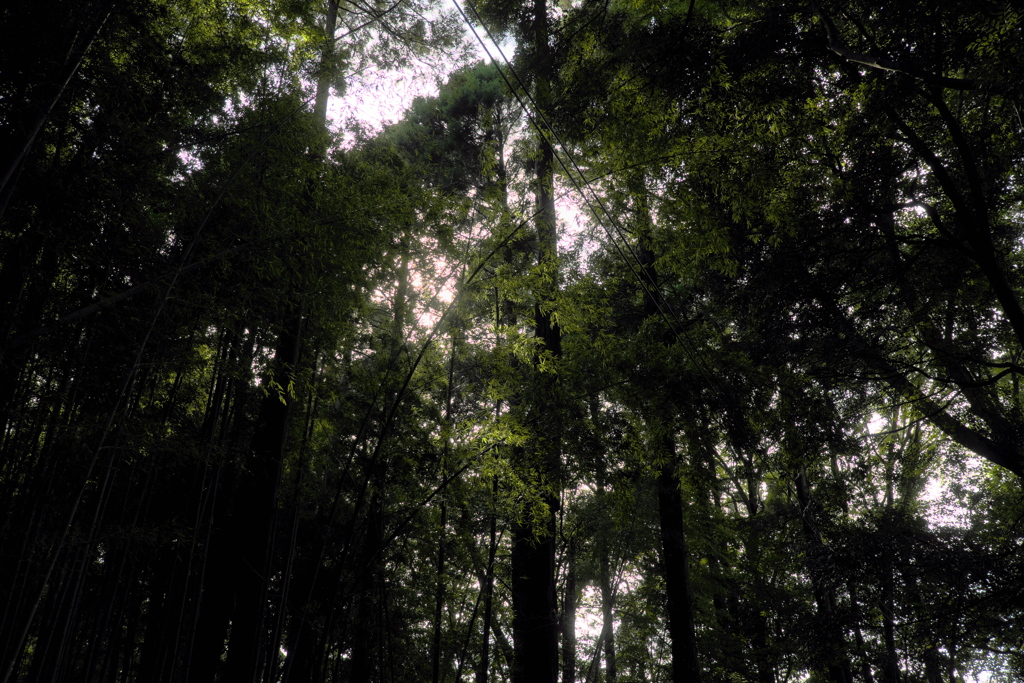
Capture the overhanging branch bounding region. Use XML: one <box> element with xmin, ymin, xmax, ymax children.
<box><xmin>811</xmin><ymin>4</ymin><xmax>978</xmax><ymax>90</ymax></box>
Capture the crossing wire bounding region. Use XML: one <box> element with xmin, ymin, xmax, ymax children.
<box><xmin>450</xmin><ymin>0</ymin><xmax>737</xmax><ymax>413</ymax></box>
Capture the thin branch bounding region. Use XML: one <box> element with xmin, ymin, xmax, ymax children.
<box><xmin>810</xmin><ymin>4</ymin><xmax>977</xmax><ymax>90</ymax></box>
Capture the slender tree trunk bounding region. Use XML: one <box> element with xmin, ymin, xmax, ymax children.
<box><xmin>562</xmin><ymin>537</ymin><xmax>578</xmax><ymax>683</ymax></box>
<box><xmin>795</xmin><ymin>470</ymin><xmax>853</xmax><ymax>683</ymax></box>
<box><xmin>848</xmin><ymin>584</ymin><xmax>876</xmax><ymax>683</ymax></box>
<box><xmin>476</xmin><ymin>475</ymin><xmax>500</xmax><ymax>682</ymax></box>
<box><xmin>137</xmin><ymin>544</ymin><xmax>180</xmax><ymax>683</ymax></box>
<box><xmin>598</xmin><ymin>481</ymin><xmax>617</xmax><ymax>683</ymax></box>
<box><xmin>633</xmin><ymin>175</ymin><xmax>701</xmax><ymax>683</ymax></box>
<box><xmin>221</xmin><ymin>313</ymin><xmax>303</xmax><ymax>683</ymax></box>
<box><xmin>511</xmin><ymin>491</ymin><xmax>559</xmax><ymax>683</ymax></box>
<box><xmin>271</xmin><ymin>8</ymin><xmax>341</xmax><ymax>680</ymax></box>
<box><xmin>191</xmin><ymin>515</ymin><xmax>234</xmax><ymax>682</ymax></box>
<box><xmin>880</xmin><ymin>565</ymin><xmax>900</xmax><ymax>683</ymax></box>
<box><xmin>431</xmin><ymin>493</ymin><xmax>448</xmax><ymax>683</ymax></box>
<box><xmin>735</xmin><ymin>470</ymin><xmax>775</xmax><ymax>683</ymax></box>
<box><xmin>511</xmin><ymin>0</ymin><xmax>561</xmax><ymax>677</ymax></box>
<box><xmin>313</xmin><ymin>0</ymin><xmax>339</xmax><ymax>128</ymax></box>
<box><xmin>432</xmin><ymin>330</ymin><xmax>461</xmax><ymax>683</ymax></box>
<box><xmin>0</xmin><ymin>2</ymin><xmax>113</xmax><ymax>210</ymax></box>
<box><xmin>191</xmin><ymin>359</ymin><xmax>253</xmax><ymax>683</ymax></box>
<box><xmin>923</xmin><ymin>646</ymin><xmax>943</xmax><ymax>683</ymax></box>
<box><xmin>279</xmin><ymin>557</ymin><xmax>323</xmax><ymax>683</ymax></box>
<box><xmin>657</xmin><ymin>454</ymin><xmax>701</xmax><ymax>683</ymax></box>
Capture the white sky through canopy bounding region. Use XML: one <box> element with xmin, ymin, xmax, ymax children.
<box><xmin>328</xmin><ymin>9</ymin><xmax>513</xmax><ymax>139</ymax></box>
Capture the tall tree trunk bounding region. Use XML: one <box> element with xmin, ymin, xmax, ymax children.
<box><xmin>511</xmin><ymin>493</ymin><xmax>559</xmax><ymax>683</ymax></box>
<box><xmin>431</xmin><ymin>488</ymin><xmax>449</xmax><ymax>683</ymax></box>
<box><xmin>349</xmin><ymin>497</ymin><xmax>384</xmax><ymax>683</ymax></box>
<box><xmin>0</xmin><ymin>1</ymin><xmax>113</xmax><ymax>210</ymax></box>
<box><xmin>348</xmin><ymin>235</ymin><xmax>413</xmax><ymax>682</ymax></box>
<box><xmin>221</xmin><ymin>313</ymin><xmax>303</xmax><ymax>683</ymax></box>
<box><xmin>191</xmin><ymin>332</ymin><xmax>255</xmax><ymax>683</ymax></box>
<box><xmin>477</xmin><ymin>298</ymin><xmax>508</xmax><ymax>683</ymax></box>
<box><xmin>511</xmin><ymin>0</ymin><xmax>561</xmax><ymax>678</ymax></box>
<box><xmin>562</xmin><ymin>537</ymin><xmax>578</xmax><ymax>683</ymax></box>
<box><xmin>635</xmin><ymin>176</ymin><xmax>700</xmax><ymax>683</ymax></box>
<box><xmin>734</xmin><ymin>463</ymin><xmax>775</xmax><ymax>683</ymax></box>
<box><xmin>795</xmin><ymin>470</ymin><xmax>853</xmax><ymax>683</ymax></box>
<box><xmin>880</xmin><ymin>570</ymin><xmax>900</xmax><ymax>683</ymax></box>
<box><xmin>313</xmin><ymin>0</ymin><xmax>339</xmax><ymax>128</ymax></box>
<box><xmin>923</xmin><ymin>646</ymin><xmax>943</xmax><ymax>683</ymax></box>
<box><xmin>657</xmin><ymin>454</ymin><xmax>701</xmax><ymax>683</ymax></box>
<box><xmin>432</xmin><ymin>330</ymin><xmax>461</xmax><ymax>683</ymax></box>
<box><xmin>476</xmin><ymin>469</ymin><xmax>500</xmax><ymax>681</ymax></box>
<box><xmin>597</xmin><ymin>480</ymin><xmax>617</xmax><ymax>683</ymax></box>
<box><xmin>848</xmin><ymin>584</ymin><xmax>876</xmax><ymax>683</ymax></box>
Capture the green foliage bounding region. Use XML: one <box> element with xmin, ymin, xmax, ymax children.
<box><xmin>3</xmin><ymin>0</ymin><xmax>1024</xmax><ymax>682</ymax></box>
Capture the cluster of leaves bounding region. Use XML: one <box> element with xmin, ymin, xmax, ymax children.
<box><xmin>4</xmin><ymin>0</ymin><xmax>1024</xmax><ymax>682</ymax></box>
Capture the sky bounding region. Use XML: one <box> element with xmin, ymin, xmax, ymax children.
<box><xmin>316</xmin><ymin>9</ymin><xmax>1016</xmax><ymax>681</ymax></box>
<box><xmin>327</xmin><ymin>2</ymin><xmax>510</xmax><ymax>139</ymax></box>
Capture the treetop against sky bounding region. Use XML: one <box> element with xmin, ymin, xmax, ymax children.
<box><xmin>1</xmin><ymin>1</ymin><xmax>1023</xmax><ymax>683</ymax></box>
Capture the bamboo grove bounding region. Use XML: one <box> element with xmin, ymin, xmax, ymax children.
<box><xmin>2</xmin><ymin>0</ymin><xmax>1024</xmax><ymax>682</ymax></box>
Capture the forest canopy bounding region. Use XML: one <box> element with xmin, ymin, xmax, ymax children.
<box><xmin>2</xmin><ymin>1</ymin><xmax>1023</xmax><ymax>682</ymax></box>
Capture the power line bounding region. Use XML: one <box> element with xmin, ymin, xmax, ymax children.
<box><xmin>450</xmin><ymin>0</ymin><xmax>735</xmax><ymax>413</ymax></box>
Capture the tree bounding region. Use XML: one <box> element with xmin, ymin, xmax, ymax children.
<box><xmin>0</xmin><ymin>0</ymin><xmax>463</xmax><ymax>680</ymax></box>
<box><xmin>4</xmin><ymin>0</ymin><xmax>1024</xmax><ymax>681</ymax></box>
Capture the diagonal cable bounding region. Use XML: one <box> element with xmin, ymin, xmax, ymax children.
<box><xmin>451</xmin><ymin>0</ymin><xmax>734</xmax><ymax>408</ymax></box>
